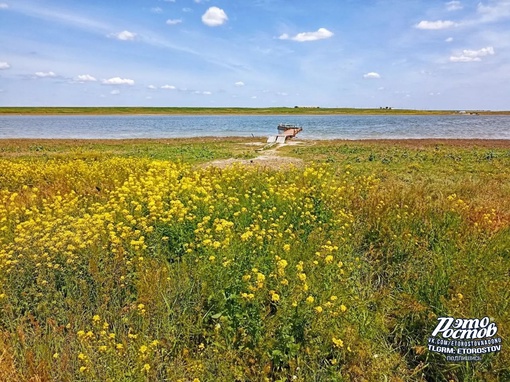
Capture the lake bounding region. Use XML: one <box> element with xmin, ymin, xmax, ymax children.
<box><xmin>1</xmin><ymin>114</ymin><xmax>510</xmax><ymax>140</ymax></box>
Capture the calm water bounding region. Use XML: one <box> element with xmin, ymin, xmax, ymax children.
<box><xmin>1</xmin><ymin>115</ymin><xmax>510</xmax><ymax>140</ymax></box>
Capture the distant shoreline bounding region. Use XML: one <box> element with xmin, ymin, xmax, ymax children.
<box><xmin>1</xmin><ymin>107</ymin><xmax>509</xmax><ymax>116</ymax></box>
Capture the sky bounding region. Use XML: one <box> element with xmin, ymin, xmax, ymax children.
<box><xmin>0</xmin><ymin>0</ymin><xmax>509</xmax><ymax>110</ymax></box>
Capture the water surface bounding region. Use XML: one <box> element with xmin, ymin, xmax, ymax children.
<box><xmin>1</xmin><ymin>115</ymin><xmax>509</xmax><ymax>139</ymax></box>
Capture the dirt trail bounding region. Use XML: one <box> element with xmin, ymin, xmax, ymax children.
<box><xmin>203</xmin><ymin>140</ymin><xmax>308</xmax><ymax>170</ymax></box>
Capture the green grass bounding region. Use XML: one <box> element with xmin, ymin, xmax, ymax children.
<box><xmin>3</xmin><ymin>106</ymin><xmax>505</xmax><ymax>115</ymax></box>
<box><xmin>0</xmin><ymin>138</ymin><xmax>258</xmax><ymax>163</ymax></box>
<box><xmin>0</xmin><ymin>138</ymin><xmax>509</xmax><ymax>381</ymax></box>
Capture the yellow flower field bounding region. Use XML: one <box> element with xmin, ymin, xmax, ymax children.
<box><xmin>1</xmin><ymin>139</ymin><xmax>509</xmax><ymax>381</ymax></box>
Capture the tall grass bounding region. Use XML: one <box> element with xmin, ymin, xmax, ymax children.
<box><xmin>0</xmin><ymin>141</ymin><xmax>509</xmax><ymax>381</ymax></box>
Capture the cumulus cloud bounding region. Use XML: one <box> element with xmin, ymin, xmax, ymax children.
<box><xmin>35</xmin><ymin>71</ymin><xmax>57</xmax><ymax>78</ymax></box>
<box><xmin>363</xmin><ymin>72</ymin><xmax>381</xmax><ymax>79</ymax></box>
<box><xmin>102</xmin><ymin>77</ymin><xmax>135</xmax><ymax>85</ymax></box>
<box><xmin>147</xmin><ymin>85</ymin><xmax>157</xmax><ymax>90</ymax></box>
<box><xmin>201</xmin><ymin>7</ymin><xmax>228</xmax><ymax>26</ymax></box>
<box><xmin>75</xmin><ymin>74</ymin><xmax>97</xmax><ymax>82</ymax></box>
<box><xmin>166</xmin><ymin>19</ymin><xmax>182</xmax><ymax>25</ymax></box>
<box><xmin>450</xmin><ymin>46</ymin><xmax>495</xmax><ymax>62</ymax></box>
<box><xmin>415</xmin><ymin>20</ymin><xmax>458</xmax><ymax>30</ymax></box>
<box><xmin>0</xmin><ymin>3</ymin><xmax>8</xmax><ymax>9</ymax></box>
<box><xmin>112</xmin><ymin>30</ymin><xmax>137</xmax><ymax>41</ymax></box>
<box><xmin>111</xmin><ymin>90</ymin><xmax>120</xmax><ymax>95</ymax></box>
<box><xmin>445</xmin><ymin>37</ymin><xmax>454</xmax><ymax>42</ymax></box>
<box><xmin>279</xmin><ymin>28</ymin><xmax>334</xmax><ymax>42</ymax></box>
<box><xmin>446</xmin><ymin>1</ymin><xmax>463</xmax><ymax>11</ymax></box>
<box><xmin>161</xmin><ymin>85</ymin><xmax>176</xmax><ymax>89</ymax></box>
<box><xmin>0</xmin><ymin>61</ymin><xmax>10</xmax><ymax>69</ymax></box>
<box><xmin>235</xmin><ymin>81</ymin><xmax>245</xmax><ymax>86</ymax></box>
<box><xmin>151</xmin><ymin>7</ymin><xmax>163</xmax><ymax>14</ymax></box>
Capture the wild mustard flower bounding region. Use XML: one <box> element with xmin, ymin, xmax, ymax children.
<box><xmin>332</xmin><ymin>337</ymin><xmax>344</xmax><ymax>348</ymax></box>
<box><xmin>270</xmin><ymin>291</ymin><xmax>280</xmax><ymax>302</ymax></box>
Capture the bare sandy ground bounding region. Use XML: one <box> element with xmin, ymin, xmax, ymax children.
<box><xmin>202</xmin><ymin>140</ymin><xmax>306</xmax><ymax>170</ymax></box>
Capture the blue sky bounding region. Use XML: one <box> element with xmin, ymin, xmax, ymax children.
<box><xmin>0</xmin><ymin>0</ymin><xmax>509</xmax><ymax>109</ymax></box>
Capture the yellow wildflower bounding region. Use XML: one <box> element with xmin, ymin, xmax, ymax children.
<box><xmin>332</xmin><ymin>337</ymin><xmax>344</xmax><ymax>348</ymax></box>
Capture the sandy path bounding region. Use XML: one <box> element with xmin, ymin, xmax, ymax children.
<box><xmin>202</xmin><ymin>140</ymin><xmax>307</xmax><ymax>170</ymax></box>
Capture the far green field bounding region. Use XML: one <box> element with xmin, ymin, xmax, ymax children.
<box><xmin>1</xmin><ymin>106</ymin><xmax>507</xmax><ymax>115</ymax></box>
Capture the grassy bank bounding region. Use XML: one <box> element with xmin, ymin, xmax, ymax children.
<box><xmin>0</xmin><ymin>138</ymin><xmax>509</xmax><ymax>381</ymax></box>
<box><xmin>1</xmin><ymin>106</ymin><xmax>500</xmax><ymax>115</ymax></box>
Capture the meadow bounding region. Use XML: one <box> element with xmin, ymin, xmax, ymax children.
<box><xmin>0</xmin><ymin>138</ymin><xmax>509</xmax><ymax>381</ymax></box>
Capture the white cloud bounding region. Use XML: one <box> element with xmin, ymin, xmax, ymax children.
<box><xmin>161</xmin><ymin>85</ymin><xmax>176</xmax><ymax>89</ymax></box>
<box><xmin>415</xmin><ymin>20</ymin><xmax>458</xmax><ymax>30</ymax></box>
<box><xmin>477</xmin><ymin>1</ymin><xmax>510</xmax><ymax>23</ymax></box>
<box><xmin>363</xmin><ymin>72</ymin><xmax>381</xmax><ymax>79</ymax></box>
<box><xmin>450</xmin><ymin>46</ymin><xmax>495</xmax><ymax>62</ymax></box>
<box><xmin>151</xmin><ymin>7</ymin><xmax>163</xmax><ymax>14</ymax></box>
<box><xmin>445</xmin><ymin>37</ymin><xmax>454</xmax><ymax>42</ymax></box>
<box><xmin>166</xmin><ymin>19</ymin><xmax>182</xmax><ymax>25</ymax></box>
<box><xmin>0</xmin><ymin>3</ymin><xmax>8</xmax><ymax>9</ymax></box>
<box><xmin>75</xmin><ymin>74</ymin><xmax>97</xmax><ymax>82</ymax></box>
<box><xmin>35</xmin><ymin>71</ymin><xmax>57</xmax><ymax>78</ymax></box>
<box><xmin>0</xmin><ymin>61</ymin><xmax>10</xmax><ymax>69</ymax></box>
<box><xmin>147</xmin><ymin>85</ymin><xmax>157</xmax><ymax>89</ymax></box>
<box><xmin>202</xmin><ymin>91</ymin><xmax>212</xmax><ymax>95</ymax></box>
<box><xmin>446</xmin><ymin>1</ymin><xmax>463</xmax><ymax>11</ymax></box>
<box><xmin>111</xmin><ymin>90</ymin><xmax>120</xmax><ymax>95</ymax></box>
<box><xmin>235</xmin><ymin>81</ymin><xmax>245</xmax><ymax>86</ymax></box>
<box><xmin>279</xmin><ymin>28</ymin><xmax>334</xmax><ymax>42</ymax></box>
<box><xmin>112</xmin><ymin>30</ymin><xmax>137</xmax><ymax>41</ymax></box>
<box><xmin>201</xmin><ymin>7</ymin><xmax>228</xmax><ymax>27</ymax></box>
<box><xmin>102</xmin><ymin>77</ymin><xmax>135</xmax><ymax>85</ymax></box>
